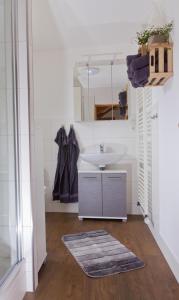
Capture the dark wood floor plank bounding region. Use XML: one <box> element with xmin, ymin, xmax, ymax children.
<box><xmin>24</xmin><ymin>213</ymin><xmax>179</xmax><ymax>300</ymax></box>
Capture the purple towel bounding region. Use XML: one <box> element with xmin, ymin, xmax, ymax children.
<box><xmin>130</xmin><ymin>54</ymin><xmax>149</xmax><ymax>71</ymax></box>
<box><xmin>131</xmin><ymin>79</ymin><xmax>139</xmax><ymax>88</ymax></box>
<box><xmin>119</xmin><ymin>106</ymin><xmax>127</xmax><ymax>116</ymax></box>
<box><xmin>126</xmin><ymin>54</ymin><xmax>141</xmax><ymax>67</ymax></box>
<box><xmin>127</xmin><ymin>66</ymin><xmax>133</xmax><ymax>80</ymax></box>
<box><xmin>134</xmin><ymin>67</ymin><xmax>149</xmax><ymax>84</ymax></box>
<box><xmin>119</xmin><ymin>91</ymin><xmax>127</xmax><ymax>106</ymax></box>
<box><xmin>131</xmin><ymin>78</ymin><xmax>148</xmax><ymax>88</ymax></box>
<box><xmin>126</xmin><ymin>54</ymin><xmax>149</xmax><ymax>88</ymax></box>
<box><xmin>131</xmin><ymin>67</ymin><xmax>149</xmax><ymax>88</ymax></box>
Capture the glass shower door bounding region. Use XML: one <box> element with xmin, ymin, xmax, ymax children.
<box><xmin>0</xmin><ymin>0</ymin><xmax>21</xmax><ymax>283</ymax></box>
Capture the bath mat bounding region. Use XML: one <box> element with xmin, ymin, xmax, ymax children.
<box><xmin>62</xmin><ymin>229</ymin><xmax>144</xmax><ymax>278</ymax></box>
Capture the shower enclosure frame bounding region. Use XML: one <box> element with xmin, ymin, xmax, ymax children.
<box><xmin>11</xmin><ymin>0</ymin><xmax>23</xmax><ymax>266</ymax></box>
<box><xmin>0</xmin><ymin>0</ymin><xmax>22</xmax><ymax>286</ymax></box>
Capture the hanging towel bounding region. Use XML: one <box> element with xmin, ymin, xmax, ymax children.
<box><xmin>130</xmin><ymin>54</ymin><xmax>149</xmax><ymax>71</ymax></box>
<box><xmin>119</xmin><ymin>106</ymin><xmax>126</xmax><ymax>116</ymax></box>
<box><xmin>131</xmin><ymin>77</ymin><xmax>149</xmax><ymax>88</ymax></box>
<box><xmin>118</xmin><ymin>91</ymin><xmax>127</xmax><ymax>106</ymax></box>
<box><xmin>126</xmin><ymin>54</ymin><xmax>141</xmax><ymax>67</ymax></box>
<box><xmin>134</xmin><ymin>67</ymin><xmax>149</xmax><ymax>84</ymax></box>
<box><xmin>68</xmin><ymin>126</ymin><xmax>80</xmax><ymax>203</ymax></box>
<box><xmin>127</xmin><ymin>67</ymin><xmax>133</xmax><ymax>81</ymax></box>
<box><xmin>126</xmin><ymin>54</ymin><xmax>149</xmax><ymax>88</ymax></box>
<box><xmin>131</xmin><ymin>79</ymin><xmax>139</xmax><ymax>88</ymax></box>
<box><xmin>52</xmin><ymin>127</ymin><xmax>69</xmax><ymax>202</ymax></box>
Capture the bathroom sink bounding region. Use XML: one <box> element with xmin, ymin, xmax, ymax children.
<box><xmin>80</xmin><ymin>152</ymin><xmax>122</xmax><ymax>169</ymax></box>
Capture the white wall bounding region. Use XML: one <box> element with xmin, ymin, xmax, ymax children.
<box><xmin>33</xmin><ymin>49</ymin><xmax>139</xmax><ymax>215</ymax></box>
<box><xmin>149</xmin><ymin>0</ymin><xmax>179</xmax><ymax>282</ymax></box>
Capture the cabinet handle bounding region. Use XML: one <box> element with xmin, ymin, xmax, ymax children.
<box><xmin>107</xmin><ymin>176</ymin><xmax>121</xmax><ymax>179</ymax></box>
<box><xmin>83</xmin><ymin>176</ymin><xmax>97</xmax><ymax>179</ymax></box>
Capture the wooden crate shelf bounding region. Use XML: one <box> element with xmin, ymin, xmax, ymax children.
<box><xmin>141</xmin><ymin>43</ymin><xmax>173</xmax><ymax>87</ymax></box>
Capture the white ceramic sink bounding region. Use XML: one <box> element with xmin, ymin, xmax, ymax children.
<box><xmin>80</xmin><ymin>152</ymin><xmax>123</xmax><ymax>168</ymax></box>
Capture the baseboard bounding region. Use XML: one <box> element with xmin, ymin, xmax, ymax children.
<box><xmin>45</xmin><ymin>202</ymin><xmax>79</xmax><ymax>213</ymax></box>
<box><xmin>146</xmin><ymin>218</ymin><xmax>179</xmax><ymax>283</ymax></box>
<box><xmin>45</xmin><ymin>202</ymin><xmax>140</xmax><ymax>215</ymax></box>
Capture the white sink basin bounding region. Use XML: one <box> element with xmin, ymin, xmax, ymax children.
<box><xmin>80</xmin><ymin>152</ymin><xmax>123</xmax><ymax>168</ymax></box>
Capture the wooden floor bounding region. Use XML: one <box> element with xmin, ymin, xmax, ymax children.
<box><xmin>24</xmin><ymin>213</ymin><xmax>179</xmax><ymax>300</ymax></box>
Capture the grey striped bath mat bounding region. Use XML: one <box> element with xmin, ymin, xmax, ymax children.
<box><xmin>62</xmin><ymin>229</ymin><xmax>144</xmax><ymax>278</ymax></box>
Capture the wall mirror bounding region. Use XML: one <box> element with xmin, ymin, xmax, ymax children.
<box><xmin>73</xmin><ymin>54</ymin><xmax>129</xmax><ymax>122</ymax></box>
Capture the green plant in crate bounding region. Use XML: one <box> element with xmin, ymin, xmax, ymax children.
<box><xmin>137</xmin><ymin>22</ymin><xmax>173</xmax><ymax>45</ymax></box>
<box><xmin>137</xmin><ymin>27</ymin><xmax>154</xmax><ymax>45</ymax></box>
<box><xmin>150</xmin><ymin>21</ymin><xmax>173</xmax><ymax>42</ymax></box>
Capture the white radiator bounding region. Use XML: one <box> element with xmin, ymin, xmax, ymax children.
<box><xmin>136</xmin><ymin>87</ymin><xmax>152</xmax><ymax>219</ymax></box>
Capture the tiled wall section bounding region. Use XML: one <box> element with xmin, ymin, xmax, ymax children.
<box><xmin>33</xmin><ymin>50</ymin><xmax>140</xmax><ymax>215</ymax></box>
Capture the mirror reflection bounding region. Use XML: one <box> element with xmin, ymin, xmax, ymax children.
<box><xmin>74</xmin><ymin>55</ymin><xmax>128</xmax><ymax>122</ymax></box>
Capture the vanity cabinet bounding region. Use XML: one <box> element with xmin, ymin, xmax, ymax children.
<box><xmin>78</xmin><ymin>171</ymin><xmax>127</xmax><ymax>220</ymax></box>
<box><xmin>78</xmin><ymin>173</ymin><xmax>102</xmax><ymax>217</ymax></box>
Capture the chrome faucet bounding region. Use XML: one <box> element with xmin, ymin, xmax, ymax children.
<box><xmin>100</xmin><ymin>144</ymin><xmax>104</xmax><ymax>153</ymax></box>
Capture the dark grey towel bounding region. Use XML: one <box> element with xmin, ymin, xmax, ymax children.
<box><xmin>118</xmin><ymin>91</ymin><xmax>127</xmax><ymax>106</ymax></box>
<box><xmin>53</xmin><ymin>127</ymin><xmax>69</xmax><ymax>202</ymax></box>
<box><xmin>134</xmin><ymin>67</ymin><xmax>149</xmax><ymax>84</ymax></box>
<box><xmin>127</xmin><ymin>70</ymin><xmax>132</xmax><ymax>81</ymax></box>
<box><xmin>68</xmin><ymin>126</ymin><xmax>80</xmax><ymax>203</ymax></box>
<box><xmin>126</xmin><ymin>54</ymin><xmax>141</xmax><ymax>67</ymax></box>
<box><xmin>126</xmin><ymin>54</ymin><xmax>149</xmax><ymax>88</ymax></box>
<box><xmin>130</xmin><ymin>54</ymin><xmax>149</xmax><ymax>71</ymax></box>
<box><xmin>119</xmin><ymin>106</ymin><xmax>127</xmax><ymax>116</ymax></box>
<box><xmin>131</xmin><ymin>79</ymin><xmax>139</xmax><ymax>88</ymax></box>
<box><xmin>131</xmin><ymin>77</ymin><xmax>149</xmax><ymax>88</ymax></box>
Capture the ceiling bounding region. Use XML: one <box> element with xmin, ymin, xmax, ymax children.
<box><xmin>32</xmin><ymin>0</ymin><xmax>165</xmax><ymax>51</ymax></box>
